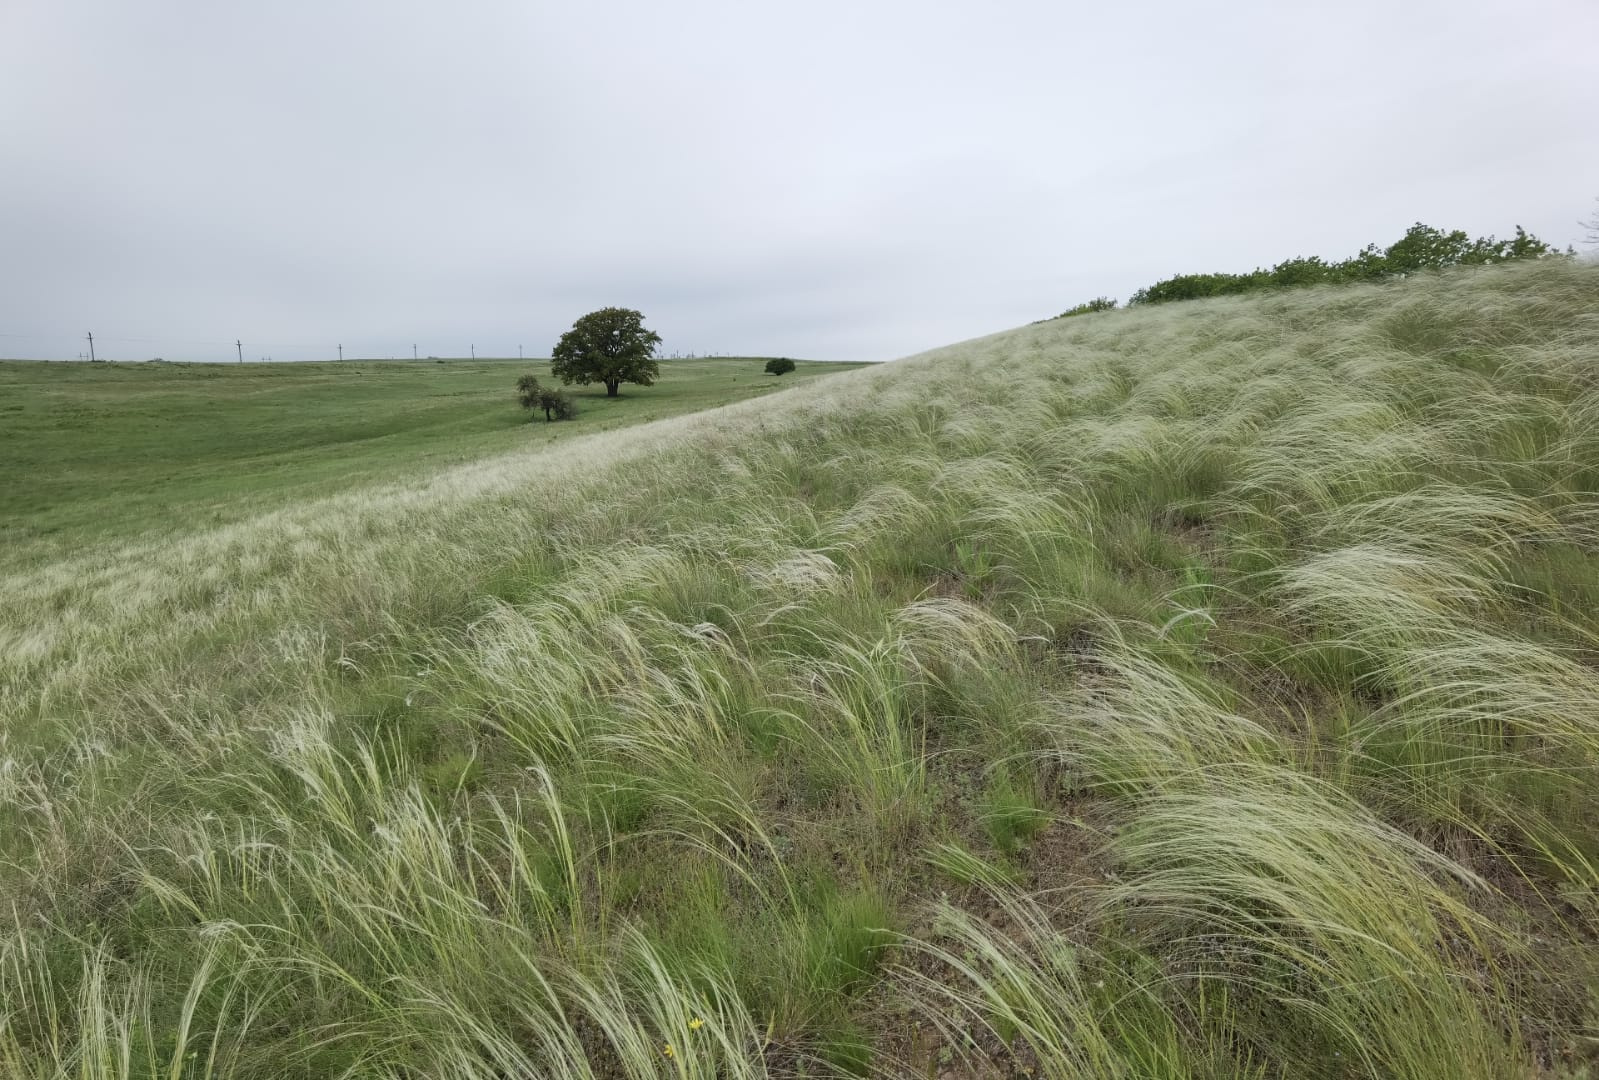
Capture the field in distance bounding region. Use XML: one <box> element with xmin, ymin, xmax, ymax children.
<box><xmin>0</xmin><ymin>355</ymin><xmax>864</xmax><ymax>564</ymax></box>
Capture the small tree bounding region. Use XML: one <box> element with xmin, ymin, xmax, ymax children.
<box><xmin>764</xmin><ymin>357</ymin><xmax>797</xmax><ymax>375</ymax></box>
<box><xmin>515</xmin><ymin>374</ymin><xmax>576</xmax><ymax>421</ymax></box>
<box><xmin>516</xmin><ymin>373</ymin><xmax>544</xmax><ymax>412</ymax></box>
<box><xmin>537</xmin><ymin>387</ymin><xmax>577</xmax><ymax>421</ymax></box>
<box><xmin>550</xmin><ymin>307</ymin><xmax>661</xmax><ymax>397</ymax></box>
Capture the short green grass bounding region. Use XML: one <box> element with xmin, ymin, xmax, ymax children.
<box><xmin>3</xmin><ymin>262</ymin><xmax>1598</xmax><ymax>1078</ymax></box>
<box><xmin>0</xmin><ymin>356</ymin><xmax>862</xmax><ymax>565</ymax></box>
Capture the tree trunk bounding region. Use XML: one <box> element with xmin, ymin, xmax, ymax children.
<box><xmin>606</xmin><ymin>380</ymin><xmax>620</xmax><ymax>397</ymax></box>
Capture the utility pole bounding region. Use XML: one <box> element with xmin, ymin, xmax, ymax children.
<box><xmin>470</xmin><ymin>344</ymin><xmax>475</xmax><ymax>360</ymax></box>
<box><xmin>338</xmin><ymin>344</ymin><xmax>343</xmax><ymax>362</ymax></box>
<box><xmin>518</xmin><ymin>344</ymin><xmax>523</xmax><ymax>359</ymax></box>
<box><xmin>236</xmin><ymin>339</ymin><xmax>243</xmax><ymax>363</ymax></box>
<box><xmin>413</xmin><ymin>344</ymin><xmax>417</xmax><ymax>360</ymax></box>
<box><xmin>86</xmin><ymin>331</ymin><xmax>95</xmax><ymax>363</ymax></box>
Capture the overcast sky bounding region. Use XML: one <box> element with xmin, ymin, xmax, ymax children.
<box><xmin>2</xmin><ymin>1</ymin><xmax>1595</xmax><ymax>363</ymax></box>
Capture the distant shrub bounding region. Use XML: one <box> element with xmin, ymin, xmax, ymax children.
<box><xmin>541</xmin><ymin>388</ymin><xmax>577</xmax><ymax>421</ymax></box>
<box><xmin>1054</xmin><ymin>297</ymin><xmax>1118</xmax><ymax>319</ymax></box>
<box><xmin>1123</xmin><ymin>221</ymin><xmax>1567</xmax><ymax>307</ymax></box>
<box><xmin>515</xmin><ymin>374</ymin><xmax>578</xmax><ymax>421</ymax></box>
<box><xmin>765</xmin><ymin>357</ymin><xmax>797</xmax><ymax>375</ymax></box>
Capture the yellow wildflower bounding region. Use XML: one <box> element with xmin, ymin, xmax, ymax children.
<box><xmin>662</xmin><ymin>1043</ymin><xmax>675</xmax><ymax>1059</ymax></box>
<box><xmin>688</xmin><ymin>1017</ymin><xmax>704</xmax><ymax>1031</ymax></box>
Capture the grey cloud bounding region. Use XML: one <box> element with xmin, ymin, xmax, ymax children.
<box><xmin>2</xmin><ymin>0</ymin><xmax>1595</xmax><ymax>363</ymax></box>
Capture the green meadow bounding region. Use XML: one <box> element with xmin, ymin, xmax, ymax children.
<box><xmin>3</xmin><ymin>261</ymin><xmax>1599</xmax><ymax>1078</ymax></box>
<box><xmin>0</xmin><ymin>356</ymin><xmax>861</xmax><ymax>567</ymax></box>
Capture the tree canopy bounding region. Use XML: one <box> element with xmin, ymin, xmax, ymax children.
<box><xmin>515</xmin><ymin>373</ymin><xmax>543</xmax><ymax>411</ymax></box>
<box><xmin>550</xmin><ymin>308</ymin><xmax>661</xmax><ymax>398</ymax></box>
<box><xmin>764</xmin><ymin>358</ymin><xmax>796</xmax><ymax>376</ymax></box>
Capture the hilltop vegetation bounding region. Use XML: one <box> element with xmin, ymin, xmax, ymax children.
<box><xmin>3</xmin><ymin>260</ymin><xmax>1599</xmax><ymax>1077</ymax></box>
<box><xmin>1048</xmin><ymin>220</ymin><xmax>1567</xmax><ymax>319</ymax></box>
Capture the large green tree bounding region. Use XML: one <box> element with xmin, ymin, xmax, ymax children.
<box><xmin>550</xmin><ymin>307</ymin><xmax>662</xmax><ymax>398</ymax></box>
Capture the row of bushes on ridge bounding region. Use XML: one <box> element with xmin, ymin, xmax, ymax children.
<box><xmin>1047</xmin><ymin>221</ymin><xmax>1568</xmax><ymax>319</ymax></box>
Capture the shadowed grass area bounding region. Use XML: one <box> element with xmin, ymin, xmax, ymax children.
<box><xmin>2</xmin><ymin>260</ymin><xmax>1598</xmax><ymax>1077</ymax></box>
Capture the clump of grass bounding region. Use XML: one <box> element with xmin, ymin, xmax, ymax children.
<box><xmin>1105</xmin><ymin>765</ymin><xmax>1525</xmax><ymax>1079</ymax></box>
<box><xmin>978</xmin><ymin>774</ymin><xmax>1050</xmax><ymax>856</ymax></box>
<box><xmin>895</xmin><ymin>886</ymin><xmax>1188</xmax><ymax>1078</ymax></box>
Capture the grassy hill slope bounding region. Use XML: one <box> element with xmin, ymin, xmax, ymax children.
<box><xmin>0</xmin><ymin>356</ymin><xmax>862</xmax><ymax>567</ymax></box>
<box><xmin>3</xmin><ymin>261</ymin><xmax>1598</xmax><ymax>1078</ymax></box>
